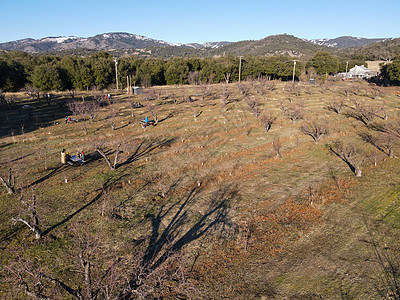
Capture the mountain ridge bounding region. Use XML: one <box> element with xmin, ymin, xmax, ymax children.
<box><xmin>0</xmin><ymin>32</ymin><xmax>396</xmax><ymax>59</ymax></box>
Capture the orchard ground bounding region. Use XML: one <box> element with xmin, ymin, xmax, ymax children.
<box><xmin>0</xmin><ymin>78</ymin><xmax>399</xmax><ymax>299</ymax></box>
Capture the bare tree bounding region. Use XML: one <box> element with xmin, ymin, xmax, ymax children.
<box><xmin>0</xmin><ymin>91</ymin><xmax>16</xmax><ymax>109</ymax></box>
<box><xmin>0</xmin><ymin>167</ymin><xmax>16</xmax><ymax>194</ymax></box>
<box><xmin>258</xmin><ymin>111</ymin><xmax>276</xmax><ymax>133</ymax></box>
<box><xmin>369</xmin><ymin>87</ymin><xmax>381</xmax><ymax>99</ymax></box>
<box><xmin>360</xmin><ymin>132</ymin><xmax>395</xmax><ymax>158</ymax></box>
<box><xmin>237</xmin><ymin>83</ymin><xmax>250</xmax><ymax>97</ymax></box>
<box><xmin>200</xmin><ymin>84</ymin><xmax>212</xmax><ymax>104</ymax></box>
<box><xmin>22</xmin><ymin>86</ymin><xmax>40</xmax><ymax>101</ymax></box>
<box><xmin>380</xmin><ymin>101</ymin><xmax>389</xmax><ymax>121</ymax></box>
<box><xmin>327</xmin><ymin>100</ymin><xmax>346</xmax><ymax>114</ymax></box>
<box><xmin>147</xmin><ymin>100</ymin><xmax>159</xmax><ymax>125</ymax></box>
<box><xmin>272</xmin><ymin>138</ymin><xmax>282</xmax><ymax>158</ymax></box>
<box><xmin>12</xmin><ymin>191</ymin><xmax>42</xmax><ymax>239</ymax></box>
<box><xmin>222</xmin><ymin>86</ymin><xmax>232</xmax><ymax>106</ymax></box>
<box><xmin>285</xmin><ymin>103</ymin><xmax>304</xmax><ymax>124</ymax></box>
<box><xmin>355</xmin><ymin>104</ymin><xmax>376</xmax><ymax>126</ymax></box>
<box><xmin>187</xmin><ymin>71</ymin><xmax>200</xmax><ymax>85</ymax></box>
<box><xmin>329</xmin><ymin>141</ymin><xmax>364</xmax><ymax>177</ymax></box>
<box><xmin>105</xmin><ymin>108</ymin><xmax>117</xmax><ymax>130</ymax></box>
<box><xmin>300</xmin><ymin>120</ymin><xmax>330</xmax><ymax>144</ymax></box>
<box><xmin>285</xmin><ymin>84</ymin><xmax>300</xmax><ymax>103</ymax></box>
<box><xmin>94</xmin><ymin>138</ymin><xmax>141</xmax><ymax>171</ymax></box>
<box><xmin>95</xmin><ymin>143</ymin><xmax>122</xmax><ymax>171</ymax></box>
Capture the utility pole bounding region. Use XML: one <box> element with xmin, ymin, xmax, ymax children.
<box><xmin>292</xmin><ymin>60</ymin><xmax>297</xmax><ymax>84</ymax></box>
<box><xmin>345</xmin><ymin>61</ymin><xmax>349</xmax><ymax>79</ymax></box>
<box><xmin>238</xmin><ymin>56</ymin><xmax>244</xmax><ymax>83</ymax></box>
<box><xmin>114</xmin><ymin>58</ymin><xmax>119</xmax><ymax>92</ymax></box>
<box><xmin>127</xmin><ymin>76</ymin><xmax>129</xmax><ymax>94</ymax></box>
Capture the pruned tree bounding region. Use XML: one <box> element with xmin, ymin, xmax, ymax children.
<box><xmin>285</xmin><ymin>84</ymin><xmax>300</xmax><ymax>103</ymax></box>
<box><xmin>369</xmin><ymin>87</ymin><xmax>381</xmax><ymax>99</ymax></box>
<box><xmin>360</xmin><ymin>132</ymin><xmax>395</xmax><ymax>158</ymax></box>
<box><xmin>285</xmin><ymin>103</ymin><xmax>304</xmax><ymax>124</ymax></box>
<box><xmin>0</xmin><ymin>91</ymin><xmax>16</xmax><ymax>109</ymax></box>
<box><xmin>96</xmin><ymin>143</ymin><xmax>122</xmax><ymax>171</ymax></box>
<box><xmin>355</xmin><ymin>104</ymin><xmax>376</xmax><ymax>126</ymax></box>
<box><xmin>146</xmin><ymin>99</ymin><xmax>159</xmax><ymax>125</ymax></box>
<box><xmin>380</xmin><ymin>101</ymin><xmax>389</xmax><ymax>121</ymax></box>
<box><xmin>0</xmin><ymin>167</ymin><xmax>16</xmax><ymax>194</ymax></box>
<box><xmin>327</xmin><ymin>100</ymin><xmax>345</xmax><ymax>114</ymax></box>
<box><xmin>200</xmin><ymin>84</ymin><xmax>212</xmax><ymax>104</ymax></box>
<box><xmin>258</xmin><ymin>111</ymin><xmax>276</xmax><ymax>133</ymax></box>
<box><xmin>222</xmin><ymin>86</ymin><xmax>232</xmax><ymax>106</ymax></box>
<box><xmin>94</xmin><ymin>138</ymin><xmax>141</xmax><ymax>171</ymax></box>
<box><xmin>383</xmin><ymin>118</ymin><xmax>400</xmax><ymax>140</ymax></box>
<box><xmin>272</xmin><ymin>138</ymin><xmax>282</xmax><ymax>158</ymax></box>
<box><xmin>187</xmin><ymin>71</ymin><xmax>200</xmax><ymax>85</ymax></box>
<box><xmin>12</xmin><ymin>191</ymin><xmax>42</xmax><ymax>239</ymax></box>
<box><xmin>237</xmin><ymin>83</ymin><xmax>250</xmax><ymax>97</ymax></box>
<box><xmin>6</xmin><ymin>220</ymin><xmax>130</xmax><ymax>300</ymax></box>
<box><xmin>300</xmin><ymin>120</ymin><xmax>330</xmax><ymax>144</ymax></box>
<box><xmin>329</xmin><ymin>141</ymin><xmax>364</xmax><ymax>177</ymax></box>
<box><xmin>22</xmin><ymin>85</ymin><xmax>40</xmax><ymax>101</ymax></box>
<box><xmin>245</xmin><ymin>96</ymin><xmax>259</xmax><ymax>110</ymax></box>
<box><xmin>105</xmin><ymin>108</ymin><xmax>117</xmax><ymax>130</ymax></box>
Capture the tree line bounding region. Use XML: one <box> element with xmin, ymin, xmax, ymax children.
<box><xmin>0</xmin><ymin>50</ymin><xmax>375</xmax><ymax>92</ymax></box>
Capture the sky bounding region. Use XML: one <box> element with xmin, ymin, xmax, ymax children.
<box><xmin>1</xmin><ymin>0</ymin><xmax>399</xmax><ymax>44</ymax></box>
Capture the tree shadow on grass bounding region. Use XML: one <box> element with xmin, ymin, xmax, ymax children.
<box><xmin>123</xmin><ymin>183</ymin><xmax>238</xmax><ymax>296</ymax></box>
<box><xmin>22</xmin><ymin>165</ymin><xmax>67</xmax><ymax>189</ymax></box>
<box><xmin>41</xmin><ymin>176</ymin><xmax>123</xmax><ymax>237</ymax></box>
<box><xmin>328</xmin><ymin>145</ymin><xmax>356</xmax><ymax>174</ymax></box>
<box><xmin>117</xmin><ymin>137</ymin><xmax>176</xmax><ymax>169</ymax></box>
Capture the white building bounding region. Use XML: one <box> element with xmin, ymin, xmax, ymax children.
<box><xmin>339</xmin><ymin>65</ymin><xmax>377</xmax><ymax>79</ymax></box>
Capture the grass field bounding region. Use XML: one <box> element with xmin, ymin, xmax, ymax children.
<box><xmin>0</xmin><ymin>79</ymin><xmax>400</xmax><ymax>299</ymax></box>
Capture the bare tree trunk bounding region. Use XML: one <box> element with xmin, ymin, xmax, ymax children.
<box><xmin>96</xmin><ymin>148</ymin><xmax>116</xmax><ymax>170</ymax></box>
<box><xmin>355</xmin><ymin>166</ymin><xmax>362</xmax><ymax>177</ymax></box>
<box><xmin>0</xmin><ymin>167</ymin><xmax>15</xmax><ymax>194</ymax></box>
<box><xmin>42</xmin><ymin>275</ymin><xmax>84</xmax><ymax>300</ymax></box>
<box><xmin>12</xmin><ymin>217</ymin><xmax>42</xmax><ymax>239</ymax></box>
<box><xmin>151</xmin><ymin>111</ymin><xmax>158</xmax><ymax>125</ymax></box>
<box><xmin>113</xmin><ymin>143</ymin><xmax>121</xmax><ymax>168</ymax></box>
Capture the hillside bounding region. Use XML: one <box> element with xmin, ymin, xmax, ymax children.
<box><xmin>353</xmin><ymin>37</ymin><xmax>400</xmax><ymax>60</ymax></box>
<box><xmin>2</xmin><ymin>32</ymin><xmax>398</xmax><ymax>59</ymax></box>
<box><xmin>0</xmin><ymin>32</ymin><xmax>229</xmax><ymax>54</ymax></box>
<box><xmin>206</xmin><ymin>34</ymin><xmax>332</xmax><ymax>57</ymax></box>
<box><xmin>308</xmin><ymin>36</ymin><xmax>387</xmax><ymax>48</ymax></box>
<box><xmin>0</xmin><ymin>79</ymin><xmax>400</xmax><ymax>298</ymax></box>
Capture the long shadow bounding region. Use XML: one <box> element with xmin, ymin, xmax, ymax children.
<box><xmin>0</xmin><ymin>153</ymin><xmax>34</xmax><ymax>166</ymax></box>
<box><xmin>117</xmin><ymin>138</ymin><xmax>176</xmax><ymax>169</ymax></box>
<box><xmin>0</xmin><ymin>96</ymin><xmax>73</xmax><ymax>138</ymax></box>
<box><xmin>23</xmin><ymin>165</ymin><xmax>67</xmax><ymax>189</ymax></box>
<box><xmin>124</xmin><ymin>184</ymin><xmax>237</xmax><ymax>295</ymax></box>
<box><xmin>41</xmin><ymin>176</ymin><xmax>122</xmax><ymax>236</ymax></box>
<box><xmin>328</xmin><ymin>146</ymin><xmax>356</xmax><ymax>173</ymax></box>
<box><xmin>157</xmin><ymin>113</ymin><xmax>173</xmax><ymax>123</ymax></box>
<box><xmin>358</xmin><ymin>132</ymin><xmax>388</xmax><ymax>156</ymax></box>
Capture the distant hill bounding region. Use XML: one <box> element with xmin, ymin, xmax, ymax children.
<box><xmin>0</xmin><ymin>32</ymin><xmax>398</xmax><ymax>59</ymax></box>
<box><xmin>205</xmin><ymin>34</ymin><xmax>332</xmax><ymax>57</ymax></box>
<box><xmin>352</xmin><ymin>38</ymin><xmax>400</xmax><ymax>60</ymax></box>
<box><xmin>308</xmin><ymin>36</ymin><xmax>387</xmax><ymax>48</ymax></box>
<box><xmin>0</xmin><ymin>32</ymin><xmax>230</xmax><ymax>53</ymax></box>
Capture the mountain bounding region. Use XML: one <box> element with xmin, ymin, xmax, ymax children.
<box><xmin>308</xmin><ymin>36</ymin><xmax>388</xmax><ymax>48</ymax></box>
<box><xmin>205</xmin><ymin>34</ymin><xmax>332</xmax><ymax>57</ymax></box>
<box><xmin>0</xmin><ymin>32</ymin><xmax>398</xmax><ymax>59</ymax></box>
<box><xmin>0</xmin><ymin>32</ymin><xmax>230</xmax><ymax>53</ymax></box>
<box><xmin>352</xmin><ymin>37</ymin><xmax>400</xmax><ymax>60</ymax></box>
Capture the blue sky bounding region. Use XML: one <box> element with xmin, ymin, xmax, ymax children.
<box><xmin>1</xmin><ymin>0</ymin><xmax>399</xmax><ymax>44</ymax></box>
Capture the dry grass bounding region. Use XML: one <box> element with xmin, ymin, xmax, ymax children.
<box><xmin>1</xmin><ymin>80</ymin><xmax>400</xmax><ymax>298</ymax></box>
